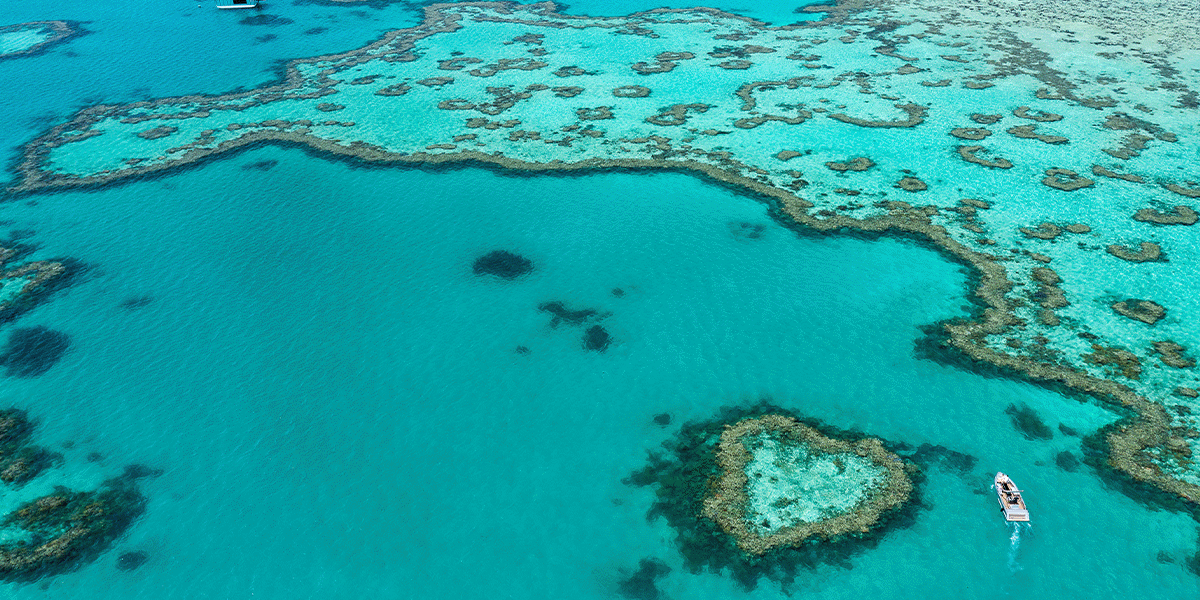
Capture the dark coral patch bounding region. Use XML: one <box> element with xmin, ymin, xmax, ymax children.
<box><xmin>1055</xmin><ymin>450</ymin><xmax>1080</xmax><ymax>472</ymax></box>
<box><xmin>1004</xmin><ymin>403</ymin><xmax>1053</xmax><ymax>440</ymax></box>
<box><xmin>907</xmin><ymin>443</ymin><xmax>977</xmax><ymax>475</ymax></box>
<box><xmin>0</xmin><ymin>326</ymin><xmax>70</xmax><ymax>378</ymax></box>
<box><xmin>582</xmin><ymin>324</ymin><xmax>611</xmax><ymax>352</ymax></box>
<box><xmin>613</xmin><ymin>85</ymin><xmax>651</xmax><ymax>98</ymax></box>
<box><xmin>538</xmin><ymin>301</ymin><xmax>605</xmax><ymax>328</ymax></box>
<box><xmin>241</xmin><ymin>160</ymin><xmax>278</xmax><ymax>172</ymax></box>
<box><xmin>617</xmin><ymin>558</ymin><xmax>670</xmax><ymax>600</ymax></box>
<box><xmin>238</xmin><ymin>15</ymin><xmax>294</xmax><ymax>27</ymax></box>
<box><xmin>0</xmin><ymin>478</ymin><xmax>146</xmax><ymax>582</ymax></box>
<box><xmin>729</xmin><ymin>221</ymin><xmax>766</xmax><ymax>240</ymax></box>
<box><xmin>118</xmin><ymin>295</ymin><xmax>153</xmax><ymax>310</ymax></box>
<box><xmin>473</xmin><ymin>250</ymin><xmax>533</xmax><ymax>280</ymax></box>
<box><xmin>116</xmin><ymin>551</ymin><xmax>148</xmax><ymax>572</ymax></box>
<box><xmin>896</xmin><ymin>176</ymin><xmax>927</xmax><ymax>192</ymax></box>
<box><xmin>0</xmin><ymin>408</ymin><xmax>61</xmax><ymax>486</ymax></box>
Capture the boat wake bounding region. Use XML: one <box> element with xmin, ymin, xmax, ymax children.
<box><xmin>1007</xmin><ymin>521</ymin><xmax>1030</xmax><ymax>572</ymax></box>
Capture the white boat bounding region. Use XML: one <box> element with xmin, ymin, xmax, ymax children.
<box><xmin>995</xmin><ymin>472</ymin><xmax>1029</xmax><ymax>522</ymax></box>
<box><xmin>217</xmin><ymin>0</ymin><xmax>259</xmax><ymax>9</ymax></box>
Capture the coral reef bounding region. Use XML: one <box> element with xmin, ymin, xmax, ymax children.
<box><xmin>625</xmin><ymin>403</ymin><xmax>921</xmax><ymax>590</ymax></box>
<box><xmin>1106</xmin><ymin>242</ymin><xmax>1164</xmax><ymax>263</ymax></box>
<box><xmin>583</xmin><ymin>324</ymin><xmax>612</xmax><ymax>352</ymax></box>
<box><xmin>1004</xmin><ymin>404</ymin><xmax>1054</xmax><ymax>440</ymax></box>
<box><xmin>1152</xmin><ymin>341</ymin><xmax>1194</xmax><ymax>369</ymax></box>
<box><xmin>0</xmin><ymin>409</ymin><xmax>155</xmax><ymax>581</ymax></box>
<box><xmin>5</xmin><ymin>0</ymin><xmax>1200</xmax><ymax>538</ymax></box>
<box><xmin>896</xmin><ymin>176</ymin><xmax>927</xmax><ymax>192</ymax></box>
<box><xmin>0</xmin><ymin>21</ymin><xmax>84</xmax><ymax>61</ymax></box>
<box><xmin>1112</xmin><ymin>299</ymin><xmax>1165</xmax><ymax>325</ymax></box>
<box><xmin>0</xmin><ymin>478</ymin><xmax>146</xmax><ymax>581</ymax></box>
<box><xmin>0</xmin><ymin>409</ymin><xmax>61</xmax><ymax>486</ymax></box>
<box><xmin>729</xmin><ymin>221</ymin><xmax>766</xmax><ymax>240</ymax></box>
<box><xmin>704</xmin><ymin>414</ymin><xmax>913</xmax><ymax>555</ymax></box>
<box><xmin>116</xmin><ymin>550</ymin><xmax>148</xmax><ymax>572</ymax></box>
<box><xmin>1042</xmin><ymin>168</ymin><xmax>1094</xmax><ymax>191</ymax></box>
<box><xmin>950</xmin><ymin>127</ymin><xmax>991</xmax><ymax>140</ymax></box>
<box><xmin>0</xmin><ymin>326</ymin><xmax>71</xmax><ymax>378</ymax></box>
<box><xmin>0</xmin><ymin>245</ymin><xmax>74</xmax><ymax>325</ymax></box>
<box><xmin>1133</xmin><ymin>206</ymin><xmax>1198</xmax><ymax>226</ymax></box>
<box><xmin>473</xmin><ymin>250</ymin><xmax>532</xmax><ymax>279</ymax></box>
<box><xmin>825</xmin><ymin>157</ymin><xmax>874</xmax><ymax>172</ymax></box>
<box><xmin>1056</xmin><ymin>450</ymin><xmax>1080</xmax><ymax>471</ymax></box>
<box><xmin>617</xmin><ymin>558</ymin><xmax>670</xmax><ymax>600</ymax></box>
<box><xmin>538</xmin><ymin>301</ymin><xmax>606</xmax><ymax>328</ymax></box>
<box><xmin>1084</xmin><ymin>345</ymin><xmax>1143</xmax><ymax>380</ymax></box>
<box><xmin>956</xmin><ymin>145</ymin><xmax>1012</xmax><ymax>169</ymax></box>
<box><xmin>1020</xmin><ymin>222</ymin><xmax>1061</xmax><ymax>240</ymax></box>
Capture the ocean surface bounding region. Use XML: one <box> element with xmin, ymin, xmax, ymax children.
<box><xmin>0</xmin><ymin>0</ymin><xmax>1198</xmax><ymax>598</ymax></box>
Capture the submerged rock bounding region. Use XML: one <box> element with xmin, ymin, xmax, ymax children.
<box><xmin>1111</xmin><ymin>299</ymin><xmax>1165</xmax><ymax>325</ymax></box>
<box><xmin>116</xmin><ymin>551</ymin><xmax>149</xmax><ymax>572</ymax></box>
<box><xmin>118</xmin><ymin>295</ymin><xmax>153</xmax><ymax>310</ymax></box>
<box><xmin>473</xmin><ymin>250</ymin><xmax>533</xmax><ymax>280</ymax></box>
<box><xmin>582</xmin><ymin>324</ymin><xmax>611</xmax><ymax>352</ymax></box>
<box><xmin>0</xmin><ymin>326</ymin><xmax>70</xmax><ymax>378</ymax></box>
<box><xmin>538</xmin><ymin>301</ymin><xmax>604</xmax><ymax>327</ymax></box>
<box><xmin>1055</xmin><ymin>450</ymin><xmax>1080</xmax><ymax>472</ymax></box>
<box><xmin>616</xmin><ymin>558</ymin><xmax>670</xmax><ymax>600</ymax></box>
<box><xmin>1004</xmin><ymin>403</ymin><xmax>1054</xmax><ymax>440</ymax></box>
<box><xmin>0</xmin><ymin>408</ymin><xmax>61</xmax><ymax>486</ymax></box>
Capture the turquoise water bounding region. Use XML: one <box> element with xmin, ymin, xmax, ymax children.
<box><xmin>1</xmin><ymin>0</ymin><xmax>1198</xmax><ymax>598</ymax></box>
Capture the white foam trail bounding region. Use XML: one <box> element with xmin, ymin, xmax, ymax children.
<box><xmin>1007</xmin><ymin>522</ymin><xmax>1025</xmax><ymax>572</ymax></box>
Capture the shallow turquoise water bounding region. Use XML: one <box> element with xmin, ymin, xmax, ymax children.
<box><xmin>1</xmin><ymin>1</ymin><xmax>1198</xmax><ymax>598</ymax></box>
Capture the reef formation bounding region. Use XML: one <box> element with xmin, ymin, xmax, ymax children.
<box><xmin>0</xmin><ymin>409</ymin><xmax>150</xmax><ymax>581</ymax></box>
<box><xmin>0</xmin><ymin>21</ymin><xmax>83</xmax><ymax>61</ymax></box>
<box><xmin>626</xmin><ymin>403</ymin><xmax>919</xmax><ymax>588</ymax></box>
<box><xmin>0</xmin><ymin>244</ymin><xmax>73</xmax><ymax>326</ymax></box>
<box><xmin>0</xmin><ymin>409</ymin><xmax>61</xmax><ymax>486</ymax></box>
<box><xmin>704</xmin><ymin>414</ymin><xmax>912</xmax><ymax>555</ymax></box>
<box><xmin>0</xmin><ymin>479</ymin><xmax>145</xmax><ymax>581</ymax></box>
<box><xmin>7</xmin><ymin>0</ymin><xmax>1200</xmax><ymax>527</ymax></box>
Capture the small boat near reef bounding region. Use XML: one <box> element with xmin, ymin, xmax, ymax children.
<box><xmin>216</xmin><ymin>0</ymin><xmax>259</xmax><ymax>9</ymax></box>
<box><xmin>995</xmin><ymin>472</ymin><xmax>1029</xmax><ymax>522</ymax></box>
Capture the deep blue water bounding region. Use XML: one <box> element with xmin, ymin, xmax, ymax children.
<box><xmin>1</xmin><ymin>1</ymin><xmax>1198</xmax><ymax>598</ymax></box>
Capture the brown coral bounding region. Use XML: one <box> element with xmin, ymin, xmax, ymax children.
<box><xmin>701</xmin><ymin>414</ymin><xmax>912</xmax><ymax>556</ymax></box>
<box><xmin>1152</xmin><ymin>341</ymin><xmax>1194</xmax><ymax>368</ymax></box>
<box><xmin>1106</xmin><ymin>242</ymin><xmax>1164</xmax><ymax>263</ymax></box>
<box><xmin>1042</xmin><ymin>169</ymin><xmax>1094</xmax><ymax>191</ymax></box>
<box><xmin>1112</xmin><ymin>299</ymin><xmax>1165</xmax><ymax>325</ymax></box>
<box><xmin>1133</xmin><ymin>206</ymin><xmax>1198</xmax><ymax>226</ymax></box>
<box><xmin>825</xmin><ymin>157</ymin><xmax>875</xmax><ymax>172</ymax></box>
<box><xmin>957</xmin><ymin>146</ymin><xmax>1012</xmax><ymax>169</ymax></box>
